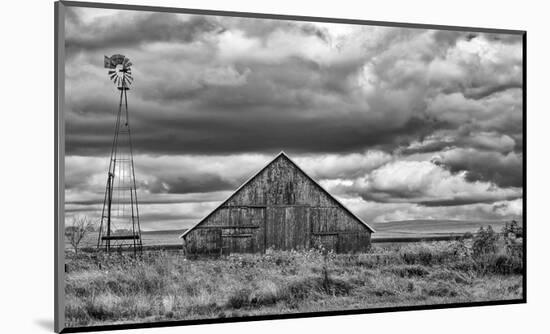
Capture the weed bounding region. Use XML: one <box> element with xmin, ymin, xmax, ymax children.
<box><xmin>65</xmin><ymin>237</ymin><xmax>523</xmax><ymax>327</ymax></box>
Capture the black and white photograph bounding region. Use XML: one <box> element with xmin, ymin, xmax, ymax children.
<box><xmin>56</xmin><ymin>1</ymin><xmax>525</xmax><ymax>331</ymax></box>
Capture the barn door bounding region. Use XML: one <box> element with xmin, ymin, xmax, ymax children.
<box><xmin>221</xmin><ymin>207</ymin><xmax>265</xmax><ymax>254</ymax></box>
<box><xmin>222</xmin><ymin>229</ymin><xmax>253</xmax><ymax>253</ymax></box>
<box><xmin>266</xmin><ymin>206</ymin><xmax>310</xmax><ymax>251</ymax></box>
<box><xmin>189</xmin><ymin>228</ymin><xmax>222</xmax><ymax>255</ymax></box>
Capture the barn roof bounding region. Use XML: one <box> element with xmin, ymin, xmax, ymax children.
<box><xmin>180</xmin><ymin>151</ymin><xmax>375</xmax><ymax>238</ymax></box>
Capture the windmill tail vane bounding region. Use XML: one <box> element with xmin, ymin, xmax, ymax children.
<box><xmin>104</xmin><ymin>54</ymin><xmax>134</xmax><ymax>89</ymax></box>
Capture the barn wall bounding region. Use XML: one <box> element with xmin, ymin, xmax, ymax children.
<box><xmin>184</xmin><ymin>155</ymin><xmax>371</xmax><ymax>254</ymax></box>
<box><xmin>226</xmin><ymin>158</ymin><xmax>336</xmax><ymax>207</ymax></box>
<box><xmin>184</xmin><ymin>207</ymin><xmax>265</xmax><ymax>254</ymax></box>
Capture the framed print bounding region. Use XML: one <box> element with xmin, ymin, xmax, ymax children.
<box><xmin>54</xmin><ymin>1</ymin><xmax>526</xmax><ymax>332</ymax></box>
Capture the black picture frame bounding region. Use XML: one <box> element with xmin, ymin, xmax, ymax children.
<box><xmin>54</xmin><ymin>1</ymin><xmax>526</xmax><ymax>332</ymax></box>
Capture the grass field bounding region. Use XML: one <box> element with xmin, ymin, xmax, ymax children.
<box><xmin>65</xmin><ymin>234</ymin><xmax>523</xmax><ymax>328</ymax></box>
<box><xmin>69</xmin><ymin>219</ymin><xmax>516</xmax><ymax>249</ymax></box>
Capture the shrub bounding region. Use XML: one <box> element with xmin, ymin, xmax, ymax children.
<box><xmin>472</xmin><ymin>226</ymin><xmax>499</xmax><ymax>257</ymax></box>
<box><xmin>226</xmin><ymin>288</ymin><xmax>252</xmax><ymax>309</ymax></box>
<box><xmin>423</xmin><ymin>281</ymin><xmax>459</xmax><ymax>297</ymax></box>
<box><xmin>249</xmin><ymin>281</ymin><xmax>279</xmax><ymax>306</ymax></box>
<box><xmin>386</xmin><ymin>265</ymin><xmax>429</xmax><ymax>278</ymax></box>
<box><xmin>285</xmin><ymin>276</ymin><xmax>320</xmax><ymax>300</ymax></box>
<box><xmin>475</xmin><ymin>253</ymin><xmax>523</xmax><ymax>275</ymax></box>
<box><xmin>402</xmin><ymin>250</ymin><xmax>431</xmax><ymax>265</ymax></box>
<box><xmin>502</xmin><ymin>220</ymin><xmax>523</xmax><ymax>238</ymax></box>
<box><xmin>502</xmin><ymin>221</ymin><xmax>523</xmax><ymax>259</ymax></box>
<box><xmin>429</xmin><ymin>269</ymin><xmax>472</xmax><ymax>284</ymax></box>
<box><xmin>462</xmin><ymin>231</ymin><xmax>474</xmax><ymax>240</ymax></box>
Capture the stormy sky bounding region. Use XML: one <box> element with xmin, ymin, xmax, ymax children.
<box><xmin>64</xmin><ymin>7</ymin><xmax>523</xmax><ymax>231</ymax></box>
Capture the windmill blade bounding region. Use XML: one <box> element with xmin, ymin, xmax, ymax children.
<box><xmin>110</xmin><ymin>72</ymin><xmax>118</xmax><ymax>80</ymax></box>
<box><xmin>108</xmin><ymin>70</ymin><xmax>116</xmax><ymax>75</ymax></box>
<box><xmin>104</xmin><ymin>55</ymin><xmax>116</xmax><ymax>69</ymax></box>
<box><xmin>125</xmin><ymin>74</ymin><xmax>134</xmax><ymax>81</ymax></box>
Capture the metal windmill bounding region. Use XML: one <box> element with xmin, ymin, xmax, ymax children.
<box><xmin>97</xmin><ymin>54</ymin><xmax>142</xmax><ymax>254</ymax></box>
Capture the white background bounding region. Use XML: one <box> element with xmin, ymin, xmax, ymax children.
<box><xmin>0</xmin><ymin>0</ymin><xmax>547</xmax><ymax>333</ymax></box>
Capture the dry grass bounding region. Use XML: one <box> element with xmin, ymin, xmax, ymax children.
<box><xmin>65</xmin><ymin>239</ymin><xmax>523</xmax><ymax>327</ymax></box>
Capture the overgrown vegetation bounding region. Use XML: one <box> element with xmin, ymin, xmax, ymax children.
<box><xmin>65</xmin><ymin>216</ymin><xmax>96</xmax><ymax>255</ymax></box>
<box><xmin>65</xmin><ymin>225</ymin><xmax>523</xmax><ymax>327</ymax></box>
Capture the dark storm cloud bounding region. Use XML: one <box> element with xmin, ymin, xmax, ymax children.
<box><xmin>65</xmin><ymin>107</ymin><xmax>450</xmax><ymax>156</ymax></box>
<box><xmin>146</xmin><ymin>174</ymin><xmax>237</xmax><ymax>194</ymax></box>
<box><xmin>463</xmin><ymin>82</ymin><xmax>523</xmax><ymax>100</ymax></box>
<box><xmin>401</xmin><ymin>128</ymin><xmax>517</xmax><ymax>156</ymax></box>
<box><xmin>64</xmin><ymin>10</ymin><xmax>523</xmax><ymax>159</ymax></box>
<box><xmin>225</xmin><ymin>17</ymin><xmax>330</xmax><ymax>42</ymax></box>
<box><xmin>483</xmin><ymin>33</ymin><xmax>523</xmax><ymax>44</ymax></box>
<box><xmin>438</xmin><ymin>148</ymin><xmax>523</xmax><ymax>188</ymax></box>
<box><xmin>65</xmin><ymin>10</ymin><xmax>224</xmax><ymax>54</ymax></box>
<box><xmin>432</xmin><ymin>30</ymin><xmax>463</xmax><ymax>47</ymax></box>
<box><xmin>66</xmin><ymin>196</ymin><xmax>221</xmax><ymax>206</ymax></box>
<box><xmin>356</xmin><ymin>187</ymin><xmax>521</xmax><ymax>207</ymax></box>
<box><xmin>418</xmin><ymin>195</ymin><xmax>521</xmax><ymax>207</ymax></box>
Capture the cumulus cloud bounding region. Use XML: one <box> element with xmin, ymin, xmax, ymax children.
<box><xmin>324</xmin><ymin>160</ymin><xmax>522</xmax><ymax>206</ymax></box>
<box><xmin>341</xmin><ymin>197</ymin><xmax>522</xmax><ymax>224</ymax></box>
<box><xmin>63</xmin><ymin>7</ymin><xmax>524</xmax><ymax>229</ymax></box>
<box><xmin>294</xmin><ymin>151</ymin><xmax>392</xmax><ymax>179</ymax></box>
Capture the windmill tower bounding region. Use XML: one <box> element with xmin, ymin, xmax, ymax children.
<box><xmin>97</xmin><ymin>54</ymin><xmax>142</xmax><ymax>254</ymax></box>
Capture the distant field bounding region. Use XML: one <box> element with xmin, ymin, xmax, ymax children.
<box><xmin>69</xmin><ymin>219</ymin><xmax>519</xmax><ymax>250</ymax></box>
<box><xmin>371</xmin><ymin>219</ymin><xmax>515</xmax><ymax>239</ymax></box>
<box><xmin>73</xmin><ymin>229</ymin><xmax>186</xmax><ymax>249</ymax></box>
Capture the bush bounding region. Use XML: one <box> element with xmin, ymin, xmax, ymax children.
<box><xmin>429</xmin><ymin>269</ymin><xmax>472</xmax><ymax>284</ymax></box>
<box><xmin>502</xmin><ymin>220</ymin><xmax>523</xmax><ymax>238</ymax></box>
<box><xmin>423</xmin><ymin>281</ymin><xmax>459</xmax><ymax>297</ymax></box>
<box><xmin>249</xmin><ymin>281</ymin><xmax>279</xmax><ymax>306</ymax></box>
<box><xmin>386</xmin><ymin>265</ymin><xmax>429</xmax><ymax>278</ymax></box>
<box><xmin>475</xmin><ymin>253</ymin><xmax>523</xmax><ymax>275</ymax></box>
<box><xmin>472</xmin><ymin>226</ymin><xmax>499</xmax><ymax>257</ymax></box>
<box><xmin>227</xmin><ymin>288</ymin><xmax>252</xmax><ymax>309</ymax></box>
<box><xmin>65</xmin><ymin>244</ymin><xmax>524</xmax><ymax>326</ymax></box>
<box><xmin>502</xmin><ymin>221</ymin><xmax>523</xmax><ymax>259</ymax></box>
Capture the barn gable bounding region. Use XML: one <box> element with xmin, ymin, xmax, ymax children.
<box><xmin>180</xmin><ymin>152</ymin><xmax>374</xmax><ymax>254</ymax></box>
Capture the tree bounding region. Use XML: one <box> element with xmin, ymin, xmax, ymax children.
<box><xmin>65</xmin><ymin>216</ymin><xmax>95</xmax><ymax>255</ymax></box>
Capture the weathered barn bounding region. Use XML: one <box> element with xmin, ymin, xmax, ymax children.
<box><xmin>180</xmin><ymin>152</ymin><xmax>375</xmax><ymax>254</ymax></box>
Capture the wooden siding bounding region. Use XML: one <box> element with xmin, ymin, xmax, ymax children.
<box><xmin>265</xmin><ymin>206</ymin><xmax>310</xmax><ymax>251</ymax></box>
<box><xmin>183</xmin><ymin>154</ymin><xmax>371</xmax><ymax>254</ymax></box>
